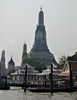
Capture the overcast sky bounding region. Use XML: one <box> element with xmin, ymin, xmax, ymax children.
<box><xmin>0</xmin><ymin>0</ymin><xmax>77</xmax><ymax>67</ymax></box>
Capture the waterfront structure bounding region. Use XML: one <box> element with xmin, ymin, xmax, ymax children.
<box><xmin>11</xmin><ymin>64</ymin><xmax>39</xmax><ymax>83</ymax></box>
<box><xmin>10</xmin><ymin>63</ymin><xmax>60</xmax><ymax>85</ymax></box>
<box><xmin>7</xmin><ymin>57</ymin><xmax>15</xmax><ymax>74</ymax></box>
<box><xmin>0</xmin><ymin>50</ymin><xmax>7</xmax><ymax>76</ymax></box>
<box><xmin>37</xmin><ymin>64</ymin><xmax>60</xmax><ymax>85</ymax></box>
<box><xmin>29</xmin><ymin>8</ymin><xmax>57</xmax><ymax>65</ymax></box>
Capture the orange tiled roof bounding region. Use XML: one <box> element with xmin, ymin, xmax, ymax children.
<box><xmin>59</xmin><ymin>71</ymin><xmax>69</xmax><ymax>76</ymax></box>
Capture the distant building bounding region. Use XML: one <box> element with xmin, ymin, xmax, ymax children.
<box><xmin>9</xmin><ymin>8</ymin><xmax>58</xmax><ymax>83</ymax></box>
<box><xmin>7</xmin><ymin>57</ymin><xmax>15</xmax><ymax>74</ymax></box>
<box><xmin>11</xmin><ymin>64</ymin><xmax>39</xmax><ymax>83</ymax></box>
<box><xmin>29</xmin><ymin>7</ymin><xmax>57</xmax><ymax>65</ymax></box>
<box><xmin>10</xmin><ymin>63</ymin><xmax>60</xmax><ymax>85</ymax></box>
<box><xmin>37</xmin><ymin>64</ymin><xmax>60</xmax><ymax>84</ymax></box>
<box><xmin>0</xmin><ymin>50</ymin><xmax>7</xmax><ymax>76</ymax></box>
<box><xmin>22</xmin><ymin>42</ymin><xmax>27</xmax><ymax>61</ymax></box>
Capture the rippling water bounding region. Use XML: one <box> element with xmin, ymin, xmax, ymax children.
<box><xmin>0</xmin><ymin>87</ymin><xmax>77</xmax><ymax>100</ymax></box>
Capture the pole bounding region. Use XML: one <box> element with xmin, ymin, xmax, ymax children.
<box><xmin>69</xmin><ymin>62</ymin><xmax>73</xmax><ymax>89</ymax></box>
<box><xmin>44</xmin><ymin>75</ymin><xmax>46</xmax><ymax>86</ymax></box>
<box><xmin>24</xmin><ymin>65</ymin><xmax>27</xmax><ymax>92</ymax></box>
<box><xmin>50</xmin><ymin>64</ymin><xmax>53</xmax><ymax>92</ymax></box>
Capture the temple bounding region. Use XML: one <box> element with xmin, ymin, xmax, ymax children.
<box><xmin>29</xmin><ymin>8</ymin><xmax>57</xmax><ymax>65</ymax></box>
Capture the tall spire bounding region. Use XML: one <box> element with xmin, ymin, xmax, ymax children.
<box><xmin>0</xmin><ymin>50</ymin><xmax>7</xmax><ymax>76</ymax></box>
<box><xmin>23</xmin><ymin>42</ymin><xmax>27</xmax><ymax>53</ymax></box>
<box><xmin>40</xmin><ymin>6</ymin><xmax>42</xmax><ymax>11</ymax></box>
<box><xmin>1</xmin><ymin>50</ymin><xmax>5</xmax><ymax>66</ymax></box>
<box><xmin>38</xmin><ymin>6</ymin><xmax>44</xmax><ymax>26</ymax></box>
<box><xmin>1</xmin><ymin>50</ymin><xmax>5</xmax><ymax>58</ymax></box>
<box><xmin>30</xmin><ymin>8</ymin><xmax>57</xmax><ymax>65</ymax></box>
<box><xmin>22</xmin><ymin>42</ymin><xmax>27</xmax><ymax>60</ymax></box>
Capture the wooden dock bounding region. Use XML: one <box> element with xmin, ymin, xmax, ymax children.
<box><xmin>0</xmin><ymin>63</ymin><xmax>77</xmax><ymax>92</ymax></box>
<box><xmin>23</xmin><ymin>64</ymin><xmax>77</xmax><ymax>93</ymax></box>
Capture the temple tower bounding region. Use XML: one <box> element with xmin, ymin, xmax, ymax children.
<box><xmin>0</xmin><ymin>50</ymin><xmax>7</xmax><ymax>76</ymax></box>
<box><xmin>8</xmin><ymin>57</ymin><xmax>15</xmax><ymax>74</ymax></box>
<box><xmin>22</xmin><ymin>42</ymin><xmax>27</xmax><ymax>61</ymax></box>
<box><xmin>29</xmin><ymin>8</ymin><xmax>57</xmax><ymax>65</ymax></box>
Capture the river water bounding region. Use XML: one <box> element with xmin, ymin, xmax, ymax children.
<box><xmin>0</xmin><ymin>87</ymin><xmax>77</xmax><ymax>100</ymax></box>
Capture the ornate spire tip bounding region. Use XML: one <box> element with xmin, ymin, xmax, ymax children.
<box><xmin>40</xmin><ymin>6</ymin><xmax>42</xmax><ymax>11</ymax></box>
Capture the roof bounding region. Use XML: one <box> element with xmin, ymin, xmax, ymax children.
<box><xmin>59</xmin><ymin>60</ymin><xmax>77</xmax><ymax>76</ymax></box>
<box><xmin>62</xmin><ymin>60</ymin><xmax>77</xmax><ymax>72</ymax></box>
<box><xmin>67</xmin><ymin>60</ymin><xmax>77</xmax><ymax>71</ymax></box>
<box><xmin>8</xmin><ymin>57</ymin><xmax>15</xmax><ymax>65</ymax></box>
<box><xmin>59</xmin><ymin>71</ymin><xmax>69</xmax><ymax>76</ymax></box>
<box><xmin>68</xmin><ymin>60</ymin><xmax>77</xmax><ymax>63</ymax></box>
<box><xmin>38</xmin><ymin>67</ymin><xmax>59</xmax><ymax>76</ymax></box>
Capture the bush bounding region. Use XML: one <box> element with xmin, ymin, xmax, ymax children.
<box><xmin>22</xmin><ymin>58</ymin><xmax>46</xmax><ymax>72</ymax></box>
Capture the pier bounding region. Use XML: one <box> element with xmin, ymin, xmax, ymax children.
<box><xmin>0</xmin><ymin>63</ymin><xmax>77</xmax><ymax>92</ymax></box>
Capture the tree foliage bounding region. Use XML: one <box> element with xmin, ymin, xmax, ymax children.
<box><xmin>7</xmin><ymin>69</ymin><xmax>15</xmax><ymax>75</ymax></box>
<box><xmin>59</xmin><ymin>55</ymin><xmax>67</xmax><ymax>65</ymax></box>
<box><xmin>59</xmin><ymin>52</ymin><xmax>77</xmax><ymax>69</ymax></box>
<box><xmin>67</xmin><ymin>52</ymin><xmax>77</xmax><ymax>61</ymax></box>
<box><xmin>58</xmin><ymin>55</ymin><xmax>67</xmax><ymax>69</ymax></box>
<box><xmin>22</xmin><ymin>58</ymin><xmax>46</xmax><ymax>73</ymax></box>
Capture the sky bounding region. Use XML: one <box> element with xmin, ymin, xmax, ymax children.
<box><xmin>0</xmin><ymin>0</ymin><xmax>77</xmax><ymax>67</ymax></box>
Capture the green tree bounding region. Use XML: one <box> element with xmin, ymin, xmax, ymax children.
<box><xmin>22</xmin><ymin>58</ymin><xmax>46</xmax><ymax>73</ymax></box>
<box><xmin>7</xmin><ymin>69</ymin><xmax>15</xmax><ymax>75</ymax></box>
<box><xmin>58</xmin><ymin>52</ymin><xmax>77</xmax><ymax>69</ymax></box>
<box><xmin>59</xmin><ymin>55</ymin><xmax>67</xmax><ymax>65</ymax></box>
<box><xmin>67</xmin><ymin>52</ymin><xmax>77</xmax><ymax>61</ymax></box>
